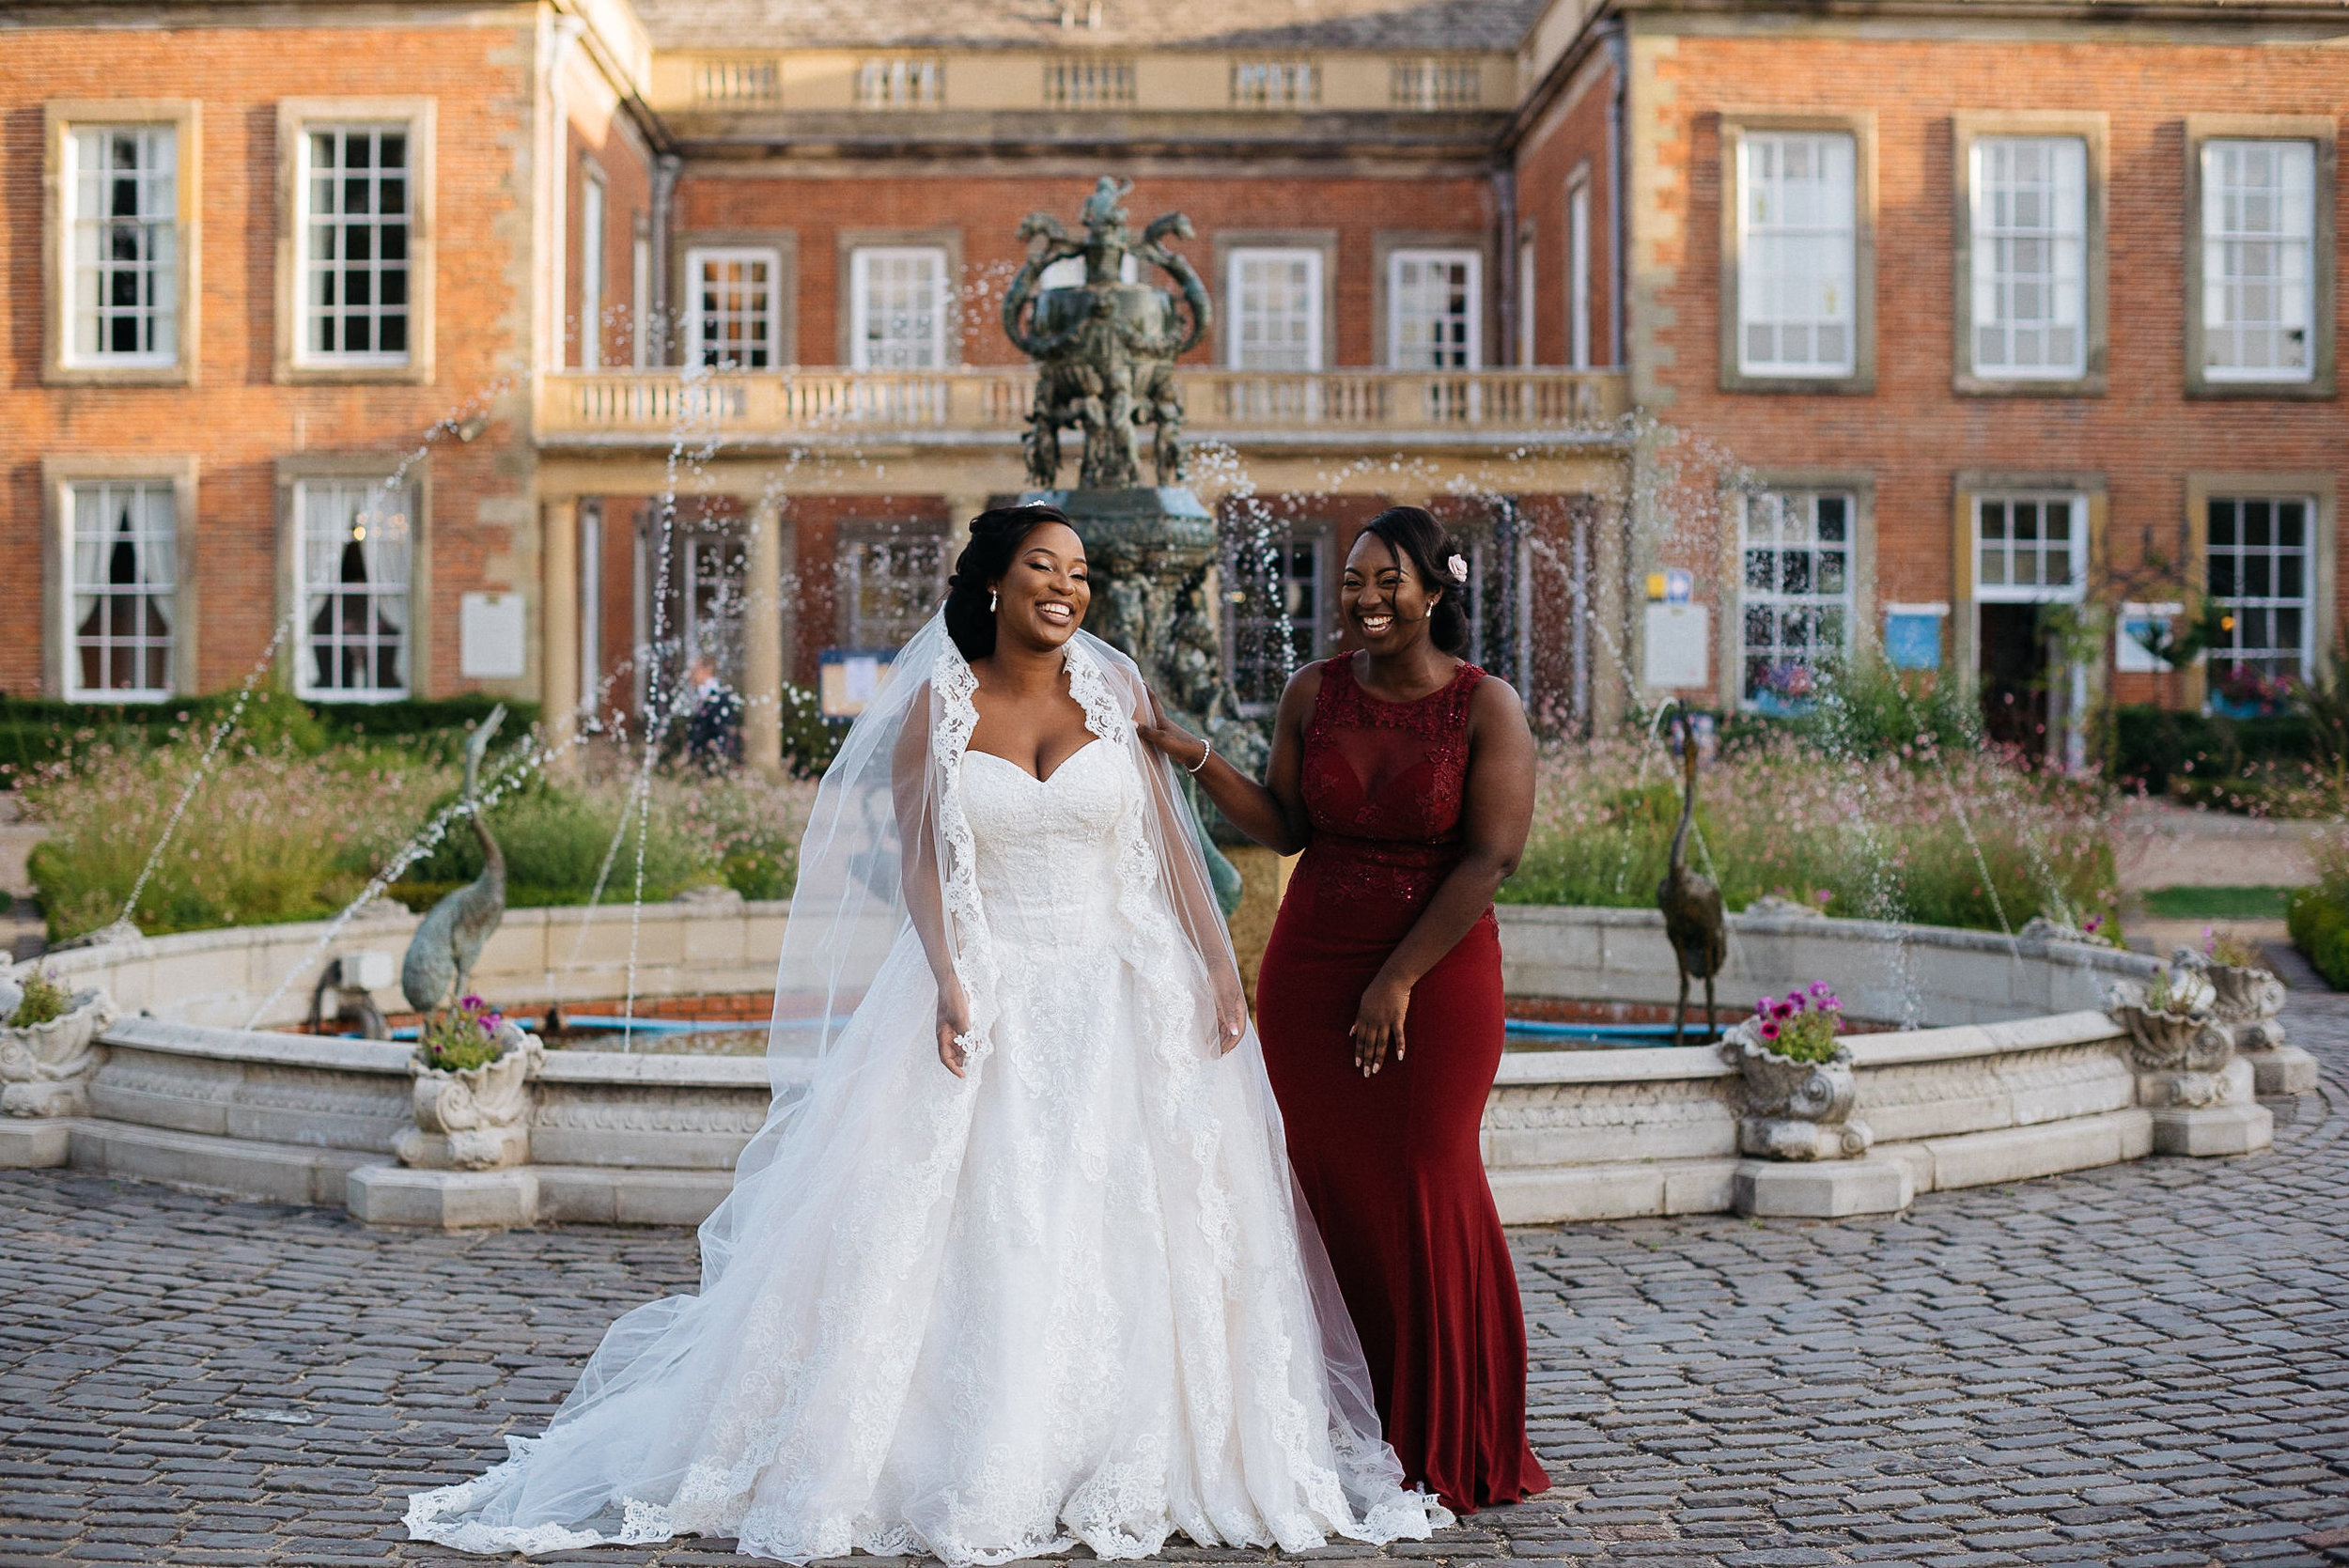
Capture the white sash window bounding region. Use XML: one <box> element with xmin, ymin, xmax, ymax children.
<box><xmin>1971</xmin><ymin>136</ymin><xmax>2087</xmax><ymax>378</ymax></box>
<box><xmin>2201</xmin><ymin>140</ymin><xmax>2316</xmax><ymax>382</ymax></box>
<box><xmin>1229</xmin><ymin>249</ymin><xmax>1323</xmax><ymax>371</ymax></box>
<box><xmin>1974</xmin><ymin>494</ymin><xmax>2084</xmax><ymax>603</ymax></box>
<box><xmin>297</xmin><ymin>479</ymin><xmax>412</xmax><ymax>699</ymax></box>
<box><xmin>687</xmin><ymin>247</ymin><xmax>778</xmax><ymax>369</ymax></box>
<box><xmin>2207</xmin><ymin>495</ymin><xmax>2314</xmax><ymax>677</ymax></box>
<box><xmin>66</xmin><ymin>126</ymin><xmax>179</xmax><ymax>366</ymax></box>
<box><xmin>1388</xmin><ymin>249</ymin><xmax>1481</xmax><ymax>370</ymax></box>
<box><xmin>299</xmin><ymin>125</ymin><xmax>412</xmax><ymax>365</ymax></box>
<box><xmin>1737</xmin><ymin>132</ymin><xmax>1856</xmax><ymax>377</ymax></box>
<box><xmin>851</xmin><ymin>247</ymin><xmax>949</xmax><ymax>369</ymax></box>
<box><xmin>69</xmin><ymin>481</ymin><xmax>177</xmax><ymax>699</ymax></box>
<box><xmin>1739</xmin><ymin>491</ymin><xmax>1853</xmax><ymax>706</ymax></box>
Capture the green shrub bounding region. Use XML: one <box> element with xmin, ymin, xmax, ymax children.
<box><xmin>23</xmin><ymin>744</ymin><xmax>446</xmax><ymax>940</ymax></box>
<box><xmin>1787</xmin><ymin>646</ymin><xmax>1982</xmax><ymax>762</ymax></box>
<box><xmin>2289</xmin><ymin>887</ymin><xmax>2349</xmax><ymax>988</ymax></box>
<box><xmin>8</xmin><ymin>968</ymin><xmax>73</xmax><ymax>1029</ymax></box>
<box><xmin>1505</xmin><ymin>733</ymin><xmax>2116</xmax><ymax>935</ymax></box>
<box><xmin>397</xmin><ymin>777</ymin><xmax>717</xmax><ymax>909</ymax></box>
<box><xmin>2111</xmin><ymin>705</ymin><xmax>2314</xmax><ymax>795</ymax></box>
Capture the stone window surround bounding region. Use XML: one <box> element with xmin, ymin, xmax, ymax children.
<box><xmin>39</xmin><ymin>456</ymin><xmax>202</xmax><ymax>701</ymax></box>
<box><xmin>835</xmin><ymin>227</ymin><xmax>964</xmax><ymax>367</ymax></box>
<box><xmin>2180</xmin><ymin>471</ymin><xmax>2339</xmax><ymax>706</ymax></box>
<box><xmin>832</xmin><ymin>516</ymin><xmax>954</xmax><ymax>646</ymax></box>
<box><xmin>672</xmin><ymin>228</ymin><xmax>798</xmax><ymax>368</ymax></box>
<box><xmin>273</xmin><ymin>98</ymin><xmax>437</xmax><ymax>386</ymax></box>
<box><xmin>1372</xmin><ymin>228</ymin><xmax>1494</xmax><ymax>369</ymax></box>
<box><xmin>1951</xmin><ymin>111</ymin><xmax>2109</xmax><ymax>398</ymax></box>
<box><xmin>1711</xmin><ymin>470</ymin><xmax>1876</xmax><ymax>707</ymax></box>
<box><xmin>1715</xmin><ymin>110</ymin><xmax>1879</xmax><ymax>396</ymax></box>
<box><xmin>1947</xmin><ymin>469</ymin><xmax>2107</xmax><ymax>682</ymax></box>
<box><xmin>2183</xmin><ymin>114</ymin><xmax>2338</xmax><ymax>401</ymax></box>
<box><xmin>273</xmin><ymin>454</ymin><xmax>434</xmax><ymax>701</ymax></box>
<box><xmin>1209</xmin><ymin>229</ymin><xmax>1338</xmax><ymax>370</ymax></box>
<box><xmin>42</xmin><ymin>99</ymin><xmax>203</xmax><ymax>389</ymax></box>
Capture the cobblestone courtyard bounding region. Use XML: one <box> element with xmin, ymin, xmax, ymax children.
<box><xmin>3</xmin><ymin>959</ymin><xmax>2346</xmax><ymax>1568</ymax></box>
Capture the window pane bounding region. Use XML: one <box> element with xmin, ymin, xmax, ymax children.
<box><xmin>1739</xmin><ymin>489</ymin><xmax>1857</xmax><ymax>702</ymax></box>
<box><xmin>69</xmin><ymin>481</ymin><xmax>176</xmax><ymax>697</ymax></box>
<box><xmin>2202</xmin><ymin>139</ymin><xmax>2317</xmax><ymax>382</ymax></box>
<box><xmin>691</xmin><ymin>250</ymin><xmax>776</xmax><ymax>369</ymax></box>
<box><xmin>1737</xmin><ymin>131</ymin><xmax>1857</xmax><ymax>376</ymax></box>
<box><xmin>1230</xmin><ymin>250</ymin><xmax>1321</xmax><ymax>371</ymax></box>
<box><xmin>854</xmin><ymin>247</ymin><xmax>947</xmax><ymax>369</ymax></box>
<box><xmin>2206</xmin><ymin>492</ymin><xmax>2314</xmax><ymax>680</ymax></box>
<box><xmin>299</xmin><ymin>479</ymin><xmax>411</xmax><ymax>695</ymax></box>
<box><xmin>1970</xmin><ymin>135</ymin><xmax>2088</xmax><ymax>378</ymax></box>
<box><xmin>69</xmin><ymin>124</ymin><xmax>178</xmax><ymax>365</ymax></box>
<box><xmin>1390</xmin><ymin>251</ymin><xmax>1478</xmax><ymax>370</ymax></box>
<box><xmin>302</xmin><ymin>125</ymin><xmax>412</xmax><ymax>365</ymax></box>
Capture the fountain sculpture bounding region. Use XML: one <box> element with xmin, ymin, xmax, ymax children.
<box><xmin>1003</xmin><ymin>180</ymin><xmax>1263</xmax><ymax>908</ymax></box>
<box><xmin>400</xmin><ymin>706</ymin><xmax>509</xmax><ymax>1017</ymax></box>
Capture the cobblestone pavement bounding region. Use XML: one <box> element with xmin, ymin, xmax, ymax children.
<box><xmin>5</xmin><ymin>962</ymin><xmax>2348</xmax><ymax>1567</ymax></box>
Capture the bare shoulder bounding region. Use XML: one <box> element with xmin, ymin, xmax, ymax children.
<box><xmin>1469</xmin><ymin>671</ymin><xmax>1527</xmax><ymax>720</ymax></box>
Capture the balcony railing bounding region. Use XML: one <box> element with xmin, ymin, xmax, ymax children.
<box><xmin>536</xmin><ymin>368</ymin><xmax>1628</xmax><ymax>447</ymax></box>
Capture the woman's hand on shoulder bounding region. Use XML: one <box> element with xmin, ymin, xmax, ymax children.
<box><xmin>1135</xmin><ymin>687</ymin><xmax>1210</xmax><ymax>772</ymax></box>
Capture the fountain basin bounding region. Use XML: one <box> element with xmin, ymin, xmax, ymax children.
<box><xmin>0</xmin><ymin>901</ymin><xmax>2273</xmax><ymax>1227</ymax></box>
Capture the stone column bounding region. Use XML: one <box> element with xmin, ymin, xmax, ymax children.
<box><xmin>742</xmin><ymin>494</ymin><xmax>785</xmax><ymax>777</ymax></box>
<box><xmin>540</xmin><ymin>498</ymin><xmax>581</xmax><ymax>760</ymax></box>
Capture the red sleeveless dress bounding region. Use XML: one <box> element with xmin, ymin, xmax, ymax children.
<box><xmin>1255</xmin><ymin>655</ymin><xmax>1549</xmax><ymax>1514</ymax></box>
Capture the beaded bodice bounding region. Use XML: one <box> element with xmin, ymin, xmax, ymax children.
<box><xmin>1296</xmin><ymin>655</ymin><xmax>1485</xmax><ymax>915</ymax></box>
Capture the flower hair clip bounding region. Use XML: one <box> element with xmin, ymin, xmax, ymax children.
<box><xmin>1446</xmin><ymin>553</ymin><xmax>1469</xmax><ymax>583</ymax></box>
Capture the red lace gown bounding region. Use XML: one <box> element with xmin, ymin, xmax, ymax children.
<box><xmin>1255</xmin><ymin>656</ymin><xmax>1549</xmax><ymax>1514</ymax></box>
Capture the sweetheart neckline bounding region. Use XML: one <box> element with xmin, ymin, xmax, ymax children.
<box><xmin>963</xmin><ymin>737</ymin><xmax>1104</xmax><ymax>786</ymax></box>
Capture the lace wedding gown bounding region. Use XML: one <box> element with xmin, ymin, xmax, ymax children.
<box><xmin>407</xmin><ymin>634</ymin><xmax>1448</xmax><ymax>1563</ymax></box>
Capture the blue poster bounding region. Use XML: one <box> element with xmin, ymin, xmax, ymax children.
<box><xmin>1884</xmin><ymin>613</ymin><xmax>1943</xmax><ymax>672</ymax></box>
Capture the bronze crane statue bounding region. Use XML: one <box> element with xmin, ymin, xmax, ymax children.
<box><xmin>1656</xmin><ymin>704</ymin><xmax>1727</xmax><ymax>1046</ymax></box>
<box><xmin>401</xmin><ymin>706</ymin><xmax>508</xmax><ymax>1018</ymax></box>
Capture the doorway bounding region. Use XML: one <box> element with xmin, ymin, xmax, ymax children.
<box><xmin>1978</xmin><ymin>602</ymin><xmax>2050</xmax><ymax>753</ymax></box>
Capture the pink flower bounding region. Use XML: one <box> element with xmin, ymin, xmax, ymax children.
<box><xmin>1759</xmin><ymin>1019</ymin><xmax>1781</xmax><ymax>1042</ymax></box>
<box><xmin>1769</xmin><ymin>999</ymin><xmax>1797</xmax><ymax>1021</ymax></box>
<box><xmin>1755</xmin><ymin>995</ymin><xmax>1776</xmax><ymax>1017</ymax></box>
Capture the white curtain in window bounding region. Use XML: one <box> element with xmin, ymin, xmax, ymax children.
<box><xmin>852</xmin><ymin>247</ymin><xmax>948</xmax><ymax>369</ymax></box>
<box><xmin>1738</xmin><ymin>131</ymin><xmax>1856</xmax><ymax>376</ymax></box>
<box><xmin>300</xmin><ymin>479</ymin><xmax>412</xmax><ymax>696</ymax></box>
<box><xmin>2203</xmin><ymin>139</ymin><xmax>2316</xmax><ymax>380</ymax></box>
<box><xmin>69</xmin><ymin>481</ymin><xmax>176</xmax><ymax>697</ymax></box>
<box><xmin>1971</xmin><ymin>135</ymin><xmax>2087</xmax><ymax>377</ymax></box>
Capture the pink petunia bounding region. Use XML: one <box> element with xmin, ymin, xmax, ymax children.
<box><xmin>1759</xmin><ymin>1019</ymin><xmax>1781</xmax><ymax>1041</ymax></box>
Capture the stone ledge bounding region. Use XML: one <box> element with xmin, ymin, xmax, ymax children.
<box><xmin>1487</xmin><ymin>1158</ymin><xmax>1738</xmax><ymax>1223</ymax></box>
<box><xmin>0</xmin><ymin>1118</ymin><xmax>71</xmax><ymax>1169</ymax></box>
<box><xmin>65</xmin><ymin>1118</ymin><xmax>372</xmax><ymax>1207</ymax></box>
<box><xmin>534</xmin><ymin>1165</ymin><xmax>737</xmax><ymax>1226</ymax></box>
<box><xmin>348</xmin><ymin>1165</ymin><xmax>538</xmax><ymax>1230</ymax></box>
<box><xmin>2151</xmin><ymin>1100</ymin><xmax>2274</xmax><ymax>1157</ymax></box>
<box><xmin>1734</xmin><ymin>1157</ymin><xmax>1913</xmax><ymax>1219</ymax></box>
<box><xmin>1906</xmin><ymin>1108</ymin><xmax>2155</xmax><ymax>1191</ymax></box>
<box><xmin>102</xmin><ymin>1016</ymin><xmax>412</xmax><ymax>1075</ymax></box>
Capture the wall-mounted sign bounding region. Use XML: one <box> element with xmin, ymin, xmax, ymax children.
<box><xmin>818</xmin><ymin>647</ymin><xmax>894</xmax><ymax>719</ymax></box>
<box><xmin>1644</xmin><ymin>568</ymin><xmax>1696</xmax><ymax>603</ymax></box>
<box><xmin>459</xmin><ymin>592</ymin><xmax>528</xmax><ymax>680</ymax></box>
<box><xmin>1882</xmin><ymin>601</ymin><xmax>1949</xmax><ymax>673</ymax></box>
<box><xmin>2115</xmin><ymin>602</ymin><xmax>2188</xmax><ymax>674</ymax></box>
<box><xmin>1642</xmin><ymin>602</ymin><xmax>1709</xmax><ymax>689</ymax></box>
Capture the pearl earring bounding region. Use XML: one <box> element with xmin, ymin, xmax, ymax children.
<box><xmin>989</xmin><ymin>588</ymin><xmax>999</xmax><ymax>612</ymax></box>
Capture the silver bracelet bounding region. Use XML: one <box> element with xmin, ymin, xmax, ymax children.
<box><xmin>1187</xmin><ymin>737</ymin><xmax>1213</xmax><ymax>774</ymax></box>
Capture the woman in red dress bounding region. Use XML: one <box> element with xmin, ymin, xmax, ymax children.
<box><xmin>1140</xmin><ymin>505</ymin><xmax>1547</xmax><ymax>1514</ymax></box>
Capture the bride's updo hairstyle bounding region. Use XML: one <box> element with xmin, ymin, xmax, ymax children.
<box><xmin>944</xmin><ymin>503</ymin><xmax>1077</xmax><ymax>661</ymax></box>
<box><xmin>1359</xmin><ymin>505</ymin><xmax>1471</xmax><ymax>657</ymax></box>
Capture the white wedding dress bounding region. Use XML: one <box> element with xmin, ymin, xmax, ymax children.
<box><xmin>407</xmin><ymin>628</ymin><xmax>1447</xmax><ymax>1563</ymax></box>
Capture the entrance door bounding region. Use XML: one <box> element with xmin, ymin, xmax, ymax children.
<box><xmin>1979</xmin><ymin>602</ymin><xmax>2050</xmax><ymax>752</ymax></box>
<box><xmin>1971</xmin><ymin>492</ymin><xmax>2085</xmax><ymax>762</ymax></box>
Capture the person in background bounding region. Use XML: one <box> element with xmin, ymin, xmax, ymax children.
<box><xmin>684</xmin><ymin>655</ymin><xmax>744</xmax><ymax>771</ymax></box>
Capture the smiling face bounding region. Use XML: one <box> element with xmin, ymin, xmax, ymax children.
<box><xmin>994</xmin><ymin>520</ymin><xmax>1091</xmax><ymax>650</ymax></box>
<box><xmin>1342</xmin><ymin>531</ymin><xmax>1439</xmax><ymax>652</ymax></box>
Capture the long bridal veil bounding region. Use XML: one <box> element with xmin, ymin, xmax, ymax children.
<box><xmin>406</xmin><ymin>613</ymin><xmax>1440</xmax><ymax>1560</ymax></box>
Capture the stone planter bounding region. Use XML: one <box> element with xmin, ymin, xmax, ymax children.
<box><xmin>2108</xmin><ymin>975</ymin><xmax>2272</xmax><ymax>1157</ymax></box>
<box><xmin>2199</xmin><ymin>958</ymin><xmax>2316</xmax><ymax>1096</ymax></box>
<box><xmin>1718</xmin><ymin>1021</ymin><xmax>1873</xmax><ymax>1160</ymax></box>
<box><xmin>0</xmin><ymin>987</ymin><xmax>117</xmax><ymax>1118</ymax></box>
<box><xmin>394</xmin><ymin>1024</ymin><xmax>543</xmax><ymax>1172</ymax></box>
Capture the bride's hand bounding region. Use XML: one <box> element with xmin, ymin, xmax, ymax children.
<box><xmin>1350</xmin><ymin>972</ymin><xmax>1411</xmax><ymax>1077</ymax></box>
<box><xmin>1136</xmin><ymin>688</ymin><xmax>1210</xmax><ymax>773</ymax></box>
<box><xmin>936</xmin><ymin>975</ymin><xmax>972</xmax><ymax>1078</ymax></box>
<box><xmin>1212</xmin><ymin>965</ymin><xmax>1247</xmax><ymax>1055</ymax></box>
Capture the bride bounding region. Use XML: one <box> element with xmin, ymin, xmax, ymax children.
<box><xmin>406</xmin><ymin>504</ymin><xmax>1453</xmax><ymax>1563</ymax></box>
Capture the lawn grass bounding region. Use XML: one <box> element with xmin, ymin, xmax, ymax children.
<box><xmin>2139</xmin><ymin>884</ymin><xmax>2295</xmax><ymax>920</ymax></box>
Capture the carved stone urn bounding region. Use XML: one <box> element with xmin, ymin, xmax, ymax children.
<box><xmin>396</xmin><ymin>1022</ymin><xmax>542</xmax><ymax>1172</ymax></box>
<box><xmin>2185</xmin><ymin>949</ymin><xmax>2316</xmax><ymax>1094</ymax></box>
<box><xmin>0</xmin><ymin>978</ymin><xmax>117</xmax><ymax>1119</ymax></box>
<box><xmin>1718</xmin><ymin>1020</ymin><xmax>1874</xmax><ymax>1160</ymax></box>
<box><xmin>2108</xmin><ymin>969</ymin><xmax>2272</xmax><ymax>1155</ymax></box>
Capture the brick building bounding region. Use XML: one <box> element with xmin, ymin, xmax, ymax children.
<box><xmin>4</xmin><ymin>0</ymin><xmax>2343</xmax><ymax>765</ymax></box>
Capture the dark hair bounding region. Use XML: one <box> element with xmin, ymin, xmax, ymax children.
<box><xmin>1358</xmin><ymin>506</ymin><xmax>1470</xmax><ymax>657</ymax></box>
<box><xmin>944</xmin><ymin>504</ymin><xmax>1076</xmax><ymax>661</ymax></box>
